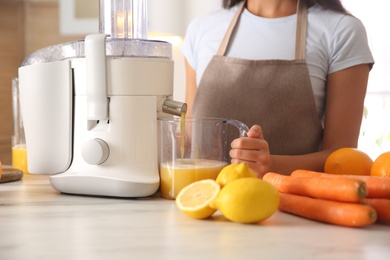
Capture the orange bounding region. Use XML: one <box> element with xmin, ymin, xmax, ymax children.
<box><xmin>324</xmin><ymin>148</ymin><xmax>373</xmax><ymax>175</ymax></box>
<box><xmin>370</xmin><ymin>151</ymin><xmax>390</xmax><ymax>177</ymax></box>
<box><xmin>175</xmin><ymin>179</ymin><xmax>220</xmax><ymax>219</ymax></box>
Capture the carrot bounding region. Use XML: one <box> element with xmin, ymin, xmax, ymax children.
<box><xmin>263</xmin><ymin>172</ymin><xmax>367</xmax><ymax>202</ymax></box>
<box><xmin>279</xmin><ymin>193</ymin><xmax>377</xmax><ymax>227</ymax></box>
<box><xmin>291</xmin><ymin>169</ymin><xmax>390</xmax><ymax>199</ymax></box>
<box><xmin>361</xmin><ymin>198</ymin><xmax>390</xmax><ymax>222</ymax></box>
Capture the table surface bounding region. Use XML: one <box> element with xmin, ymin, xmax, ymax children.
<box><xmin>1</xmin><ymin>173</ymin><xmax>389</xmax><ymax>260</ymax></box>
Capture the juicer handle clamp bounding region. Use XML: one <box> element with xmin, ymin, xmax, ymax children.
<box><xmin>85</xmin><ymin>34</ymin><xmax>108</xmax><ymax>120</ymax></box>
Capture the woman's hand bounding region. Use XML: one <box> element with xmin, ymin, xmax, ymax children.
<box><xmin>230</xmin><ymin>125</ymin><xmax>271</xmax><ymax>178</ymax></box>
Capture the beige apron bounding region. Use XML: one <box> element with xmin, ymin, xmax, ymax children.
<box><xmin>192</xmin><ymin>0</ymin><xmax>323</xmax><ymax>155</ymax></box>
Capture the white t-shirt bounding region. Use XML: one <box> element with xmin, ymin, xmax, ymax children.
<box><xmin>181</xmin><ymin>4</ymin><xmax>374</xmax><ymax>120</ymax></box>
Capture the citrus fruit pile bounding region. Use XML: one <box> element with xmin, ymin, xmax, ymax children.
<box><xmin>175</xmin><ymin>163</ymin><xmax>280</xmax><ymax>224</ymax></box>
<box><xmin>324</xmin><ymin>148</ymin><xmax>390</xmax><ymax>177</ymax></box>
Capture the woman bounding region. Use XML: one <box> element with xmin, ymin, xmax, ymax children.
<box><xmin>181</xmin><ymin>0</ymin><xmax>374</xmax><ymax>177</ymax></box>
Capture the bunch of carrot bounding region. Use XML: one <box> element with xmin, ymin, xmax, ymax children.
<box><xmin>263</xmin><ymin>169</ymin><xmax>390</xmax><ymax>227</ymax></box>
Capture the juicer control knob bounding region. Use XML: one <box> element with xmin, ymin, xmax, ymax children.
<box><xmin>81</xmin><ymin>138</ymin><xmax>110</xmax><ymax>165</ymax></box>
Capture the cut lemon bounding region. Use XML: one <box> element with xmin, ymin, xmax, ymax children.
<box><xmin>175</xmin><ymin>179</ymin><xmax>221</xmax><ymax>219</ymax></box>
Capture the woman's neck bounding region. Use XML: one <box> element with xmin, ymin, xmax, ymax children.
<box><xmin>246</xmin><ymin>0</ymin><xmax>299</xmax><ymax>18</ymax></box>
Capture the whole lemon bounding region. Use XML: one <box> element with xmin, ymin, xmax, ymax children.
<box><xmin>209</xmin><ymin>178</ymin><xmax>280</xmax><ymax>224</ymax></box>
<box><xmin>216</xmin><ymin>163</ymin><xmax>257</xmax><ymax>188</ymax></box>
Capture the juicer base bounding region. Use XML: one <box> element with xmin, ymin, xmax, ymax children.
<box><xmin>50</xmin><ymin>173</ymin><xmax>159</xmax><ymax>198</ymax></box>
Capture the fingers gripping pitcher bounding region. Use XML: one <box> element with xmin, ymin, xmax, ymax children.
<box><xmin>158</xmin><ymin>117</ymin><xmax>249</xmax><ymax>199</ymax></box>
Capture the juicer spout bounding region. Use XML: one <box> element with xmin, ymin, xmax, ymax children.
<box><xmin>162</xmin><ymin>99</ymin><xmax>187</xmax><ymax>117</ymax></box>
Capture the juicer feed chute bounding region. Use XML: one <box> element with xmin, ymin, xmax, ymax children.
<box><xmin>18</xmin><ymin>0</ymin><xmax>186</xmax><ymax>197</ymax></box>
<box><xmin>100</xmin><ymin>0</ymin><xmax>148</xmax><ymax>39</ymax></box>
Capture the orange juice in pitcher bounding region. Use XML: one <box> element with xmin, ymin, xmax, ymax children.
<box><xmin>160</xmin><ymin>159</ymin><xmax>227</xmax><ymax>199</ymax></box>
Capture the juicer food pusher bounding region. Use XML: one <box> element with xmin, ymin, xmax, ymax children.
<box><xmin>18</xmin><ymin>0</ymin><xmax>186</xmax><ymax>197</ymax></box>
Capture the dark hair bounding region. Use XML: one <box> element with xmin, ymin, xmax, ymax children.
<box><xmin>222</xmin><ymin>0</ymin><xmax>347</xmax><ymax>13</ymax></box>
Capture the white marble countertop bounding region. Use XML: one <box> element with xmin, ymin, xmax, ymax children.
<box><xmin>1</xmin><ymin>174</ymin><xmax>390</xmax><ymax>260</ymax></box>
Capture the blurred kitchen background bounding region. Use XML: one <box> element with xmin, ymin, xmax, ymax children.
<box><xmin>0</xmin><ymin>0</ymin><xmax>388</xmax><ymax>165</ymax></box>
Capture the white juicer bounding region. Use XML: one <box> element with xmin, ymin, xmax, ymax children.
<box><xmin>18</xmin><ymin>0</ymin><xmax>186</xmax><ymax>197</ymax></box>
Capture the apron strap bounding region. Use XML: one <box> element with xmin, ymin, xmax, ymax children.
<box><xmin>295</xmin><ymin>0</ymin><xmax>307</xmax><ymax>60</ymax></box>
<box><xmin>217</xmin><ymin>0</ymin><xmax>307</xmax><ymax>61</ymax></box>
<box><xmin>216</xmin><ymin>1</ymin><xmax>246</xmax><ymax>56</ymax></box>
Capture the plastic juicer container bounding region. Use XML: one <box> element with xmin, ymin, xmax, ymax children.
<box><xmin>23</xmin><ymin>0</ymin><xmax>172</xmax><ymax>66</ymax></box>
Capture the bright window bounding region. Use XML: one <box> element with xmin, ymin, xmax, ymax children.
<box><xmin>342</xmin><ymin>0</ymin><xmax>390</xmax><ymax>159</ymax></box>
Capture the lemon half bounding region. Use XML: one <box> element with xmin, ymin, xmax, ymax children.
<box><xmin>176</xmin><ymin>179</ymin><xmax>221</xmax><ymax>219</ymax></box>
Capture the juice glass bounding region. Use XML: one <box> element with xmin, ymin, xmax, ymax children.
<box><xmin>158</xmin><ymin>117</ymin><xmax>248</xmax><ymax>199</ymax></box>
<box><xmin>12</xmin><ymin>78</ymin><xmax>29</xmax><ymax>174</ymax></box>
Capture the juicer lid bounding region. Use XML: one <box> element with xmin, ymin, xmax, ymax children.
<box><xmin>21</xmin><ymin>38</ymin><xmax>172</xmax><ymax>66</ymax></box>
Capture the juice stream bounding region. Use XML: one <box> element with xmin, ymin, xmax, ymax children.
<box><xmin>180</xmin><ymin>111</ymin><xmax>186</xmax><ymax>159</ymax></box>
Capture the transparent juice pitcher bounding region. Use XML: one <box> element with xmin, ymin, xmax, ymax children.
<box><xmin>158</xmin><ymin>117</ymin><xmax>249</xmax><ymax>199</ymax></box>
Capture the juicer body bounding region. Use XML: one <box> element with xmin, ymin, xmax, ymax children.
<box><xmin>18</xmin><ymin>42</ymin><xmax>175</xmax><ymax>197</ymax></box>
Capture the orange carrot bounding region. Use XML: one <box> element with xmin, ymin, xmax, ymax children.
<box><xmin>291</xmin><ymin>169</ymin><xmax>390</xmax><ymax>199</ymax></box>
<box><xmin>361</xmin><ymin>198</ymin><xmax>390</xmax><ymax>222</ymax></box>
<box><xmin>279</xmin><ymin>193</ymin><xmax>377</xmax><ymax>227</ymax></box>
<box><xmin>263</xmin><ymin>172</ymin><xmax>366</xmax><ymax>202</ymax></box>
